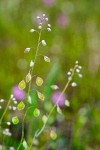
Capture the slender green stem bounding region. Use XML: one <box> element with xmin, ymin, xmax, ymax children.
<box><xmin>17</xmin><ymin>29</ymin><xmax>42</xmax><ymax>150</ymax></box>
<box><xmin>29</xmin><ymin>65</ymin><xmax>76</xmax><ymax>149</ymax></box>
<box><xmin>0</xmin><ymin>98</ymin><xmax>11</xmax><ymax>124</ymax></box>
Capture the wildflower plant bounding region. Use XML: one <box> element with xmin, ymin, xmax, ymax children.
<box><xmin>0</xmin><ymin>14</ymin><xmax>82</xmax><ymax>149</ymax></box>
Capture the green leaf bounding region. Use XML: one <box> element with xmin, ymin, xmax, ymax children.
<box><xmin>17</xmin><ymin>101</ymin><xmax>25</xmax><ymax>111</ymax></box>
<box><xmin>12</xmin><ymin>116</ymin><xmax>19</xmax><ymax>124</ymax></box>
<box><xmin>18</xmin><ymin>80</ymin><xmax>26</xmax><ymax>90</ymax></box>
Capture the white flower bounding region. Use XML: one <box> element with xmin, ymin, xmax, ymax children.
<box><xmin>45</xmin><ymin>18</ymin><xmax>48</xmax><ymax>21</ymax></box>
<box><xmin>37</xmin><ymin>16</ymin><xmax>40</xmax><ymax>19</ymax></box>
<box><xmin>43</xmin><ymin>14</ymin><xmax>45</xmax><ymax>17</ymax></box>
<box><xmin>13</xmin><ymin>107</ymin><xmax>16</xmax><ymax>111</ymax></box>
<box><xmin>0</xmin><ymin>99</ymin><xmax>5</xmax><ymax>102</ymax></box>
<box><xmin>8</xmin><ymin>106</ymin><xmax>12</xmax><ymax>110</ymax></box>
<box><xmin>7</xmin><ymin>122</ymin><xmax>11</xmax><ymax>125</ymax></box>
<box><xmin>30</xmin><ymin>29</ymin><xmax>35</xmax><ymax>32</ymax></box>
<box><xmin>68</xmin><ymin>76</ymin><xmax>72</xmax><ymax>81</ymax></box>
<box><xmin>51</xmin><ymin>85</ymin><xmax>59</xmax><ymax>90</ymax></box>
<box><xmin>78</xmin><ymin>66</ymin><xmax>82</xmax><ymax>69</ymax></box>
<box><xmin>78</xmin><ymin>74</ymin><xmax>83</xmax><ymax>78</ymax></box>
<box><xmin>24</xmin><ymin>48</ymin><xmax>30</xmax><ymax>53</ymax></box>
<box><xmin>12</xmin><ymin>97</ymin><xmax>16</xmax><ymax>101</ymax></box>
<box><xmin>10</xmin><ymin>94</ymin><xmax>14</xmax><ymax>99</ymax></box>
<box><xmin>42</xmin><ymin>40</ymin><xmax>46</xmax><ymax>46</ymax></box>
<box><xmin>70</xmin><ymin>68</ymin><xmax>73</xmax><ymax>72</ymax></box>
<box><xmin>44</xmin><ymin>56</ymin><xmax>50</xmax><ymax>62</ymax></box>
<box><xmin>0</xmin><ymin>106</ymin><xmax>2</xmax><ymax>109</ymax></box>
<box><xmin>48</xmin><ymin>24</ymin><xmax>51</xmax><ymax>27</ymax></box>
<box><xmin>65</xmin><ymin>100</ymin><xmax>70</xmax><ymax>107</ymax></box>
<box><xmin>75</xmin><ymin>60</ymin><xmax>79</xmax><ymax>64</ymax></box>
<box><xmin>39</xmin><ymin>23</ymin><xmax>42</xmax><ymax>25</ymax></box>
<box><xmin>76</xmin><ymin>69</ymin><xmax>80</xmax><ymax>73</ymax></box>
<box><xmin>71</xmin><ymin>82</ymin><xmax>77</xmax><ymax>87</ymax></box>
<box><xmin>38</xmin><ymin>26</ymin><xmax>42</xmax><ymax>29</ymax></box>
<box><xmin>47</xmin><ymin>28</ymin><xmax>51</xmax><ymax>32</ymax></box>
<box><xmin>30</xmin><ymin>60</ymin><xmax>34</xmax><ymax>67</ymax></box>
<box><xmin>67</xmin><ymin>72</ymin><xmax>71</xmax><ymax>75</ymax></box>
<box><xmin>14</xmin><ymin>101</ymin><xmax>18</xmax><ymax>104</ymax></box>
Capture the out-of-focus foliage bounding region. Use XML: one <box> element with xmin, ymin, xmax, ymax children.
<box><xmin>0</xmin><ymin>0</ymin><xmax>100</xmax><ymax>149</ymax></box>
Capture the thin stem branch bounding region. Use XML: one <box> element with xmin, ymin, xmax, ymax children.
<box><xmin>29</xmin><ymin>65</ymin><xmax>76</xmax><ymax>149</ymax></box>
<box><xmin>17</xmin><ymin>29</ymin><xmax>42</xmax><ymax>150</ymax></box>
<box><xmin>0</xmin><ymin>98</ymin><xmax>11</xmax><ymax>124</ymax></box>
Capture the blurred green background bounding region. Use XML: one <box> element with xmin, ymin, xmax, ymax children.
<box><xmin>0</xmin><ymin>0</ymin><xmax>100</xmax><ymax>149</ymax></box>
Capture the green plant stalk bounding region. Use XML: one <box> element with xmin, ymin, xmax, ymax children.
<box><xmin>17</xmin><ymin>29</ymin><xmax>42</xmax><ymax>150</ymax></box>
<box><xmin>29</xmin><ymin>65</ymin><xmax>76</xmax><ymax>149</ymax></box>
<box><xmin>0</xmin><ymin>98</ymin><xmax>11</xmax><ymax>124</ymax></box>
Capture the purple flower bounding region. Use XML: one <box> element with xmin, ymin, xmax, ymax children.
<box><xmin>12</xmin><ymin>85</ymin><xmax>25</xmax><ymax>100</ymax></box>
<box><xmin>57</xmin><ymin>14</ymin><xmax>69</xmax><ymax>28</ymax></box>
<box><xmin>42</xmin><ymin>0</ymin><xmax>55</xmax><ymax>6</ymax></box>
<box><xmin>52</xmin><ymin>91</ymin><xmax>66</xmax><ymax>107</ymax></box>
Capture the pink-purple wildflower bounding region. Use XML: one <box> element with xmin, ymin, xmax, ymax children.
<box><xmin>12</xmin><ymin>85</ymin><xmax>25</xmax><ymax>100</ymax></box>
<box><xmin>52</xmin><ymin>91</ymin><xmax>66</xmax><ymax>107</ymax></box>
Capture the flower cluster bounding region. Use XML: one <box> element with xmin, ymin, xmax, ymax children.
<box><xmin>67</xmin><ymin>61</ymin><xmax>83</xmax><ymax>87</ymax></box>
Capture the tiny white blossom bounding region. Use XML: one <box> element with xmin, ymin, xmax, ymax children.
<box><xmin>30</xmin><ymin>60</ymin><xmax>34</xmax><ymax>67</ymax></box>
<box><xmin>7</xmin><ymin>122</ymin><xmax>11</xmax><ymax>125</ymax></box>
<box><xmin>78</xmin><ymin>66</ymin><xmax>82</xmax><ymax>69</ymax></box>
<box><xmin>3</xmin><ymin>128</ymin><xmax>12</xmax><ymax>136</ymax></box>
<box><xmin>67</xmin><ymin>72</ymin><xmax>71</xmax><ymax>75</ymax></box>
<box><xmin>71</xmin><ymin>82</ymin><xmax>77</xmax><ymax>87</ymax></box>
<box><xmin>24</xmin><ymin>48</ymin><xmax>30</xmax><ymax>53</ymax></box>
<box><xmin>13</xmin><ymin>107</ymin><xmax>16</xmax><ymax>111</ymax></box>
<box><xmin>75</xmin><ymin>60</ymin><xmax>79</xmax><ymax>64</ymax></box>
<box><xmin>42</xmin><ymin>40</ymin><xmax>46</xmax><ymax>46</ymax></box>
<box><xmin>14</xmin><ymin>101</ymin><xmax>18</xmax><ymax>104</ymax></box>
<box><xmin>37</xmin><ymin>16</ymin><xmax>40</xmax><ymax>19</ymax></box>
<box><xmin>43</xmin><ymin>14</ymin><xmax>45</xmax><ymax>17</ymax></box>
<box><xmin>12</xmin><ymin>97</ymin><xmax>16</xmax><ymax>101</ymax></box>
<box><xmin>38</xmin><ymin>26</ymin><xmax>42</xmax><ymax>29</ymax></box>
<box><xmin>68</xmin><ymin>76</ymin><xmax>72</xmax><ymax>81</ymax></box>
<box><xmin>47</xmin><ymin>28</ymin><xmax>51</xmax><ymax>32</ymax></box>
<box><xmin>51</xmin><ymin>85</ymin><xmax>59</xmax><ymax>90</ymax></box>
<box><xmin>30</xmin><ymin>29</ymin><xmax>35</xmax><ymax>32</ymax></box>
<box><xmin>0</xmin><ymin>106</ymin><xmax>2</xmax><ymax>109</ymax></box>
<box><xmin>0</xmin><ymin>99</ymin><xmax>5</xmax><ymax>102</ymax></box>
<box><xmin>8</xmin><ymin>106</ymin><xmax>12</xmax><ymax>110</ymax></box>
<box><xmin>78</xmin><ymin>74</ymin><xmax>83</xmax><ymax>78</ymax></box>
<box><xmin>10</xmin><ymin>94</ymin><xmax>14</xmax><ymax>99</ymax></box>
<box><xmin>65</xmin><ymin>100</ymin><xmax>70</xmax><ymax>107</ymax></box>
<box><xmin>70</xmin><ymin>68</ymin><xmax>73</xmax><ymax>72</ymax></box>
<box><xmin>76</xmin><ymin>69</ymin><xmax>80</xmax><ymax>73</ymax></box>
<box><xmin>45</xmin><ymin>18</ymin><xmax>48</xmax><ymax>21</ymax></box>
<box><xmin>48</xmin><ymin>24</ymin><xmax>51</xmax><ymax>27</ymax></box>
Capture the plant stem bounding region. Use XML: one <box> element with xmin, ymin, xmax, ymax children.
<box><xmin>17</xmin><ymin>30</ymin><xmax>42</xmax><ymax>150</ymax></box>
<box><xmin>0</xmin><ymin>98</ymin><xmax>11</xmax><ymax>124</ymax></box>
<box><xmin>29</xmin><ymin>65</ymin><xmax>76</xmax><ymax>149</ymax></box>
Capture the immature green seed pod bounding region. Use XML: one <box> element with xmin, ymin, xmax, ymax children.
<box><xmin>36</xmin><ymin>77</ymin><xmax>43</xmax><ymax>86</ymax></box>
